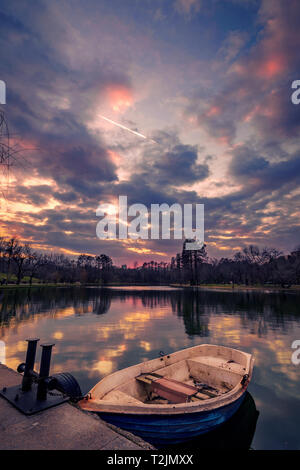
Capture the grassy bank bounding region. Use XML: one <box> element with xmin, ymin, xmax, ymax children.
<box><xmin>0</xmin><ymin>282</ymin><xmax>83</xmax><ymax>289</ymax></box>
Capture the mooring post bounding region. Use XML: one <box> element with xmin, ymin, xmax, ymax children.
<box><xmin>21</xmin><ymin>338</ymin><xmax>40</xmax><ymax>392</ymax></box>
<box><xmin>1</xmin><ymin>339</ymin><xmax>70</xmax><ymax>414</ymax></box>
<box><xmin>37</xmin><ymin>343</ymin><xmax>55</xmax><ymax>401</ymax></box>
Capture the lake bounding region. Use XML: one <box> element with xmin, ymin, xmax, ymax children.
<box><xmin>0</xmin><ymin>286</ymin><xmax>299</xmax><ymax>449</ymax></box>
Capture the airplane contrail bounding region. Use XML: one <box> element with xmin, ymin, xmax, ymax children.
<box><xmin>98</xmin><ymin>114</ymin><xmax>157</xmax><ymax>144</ymax></box>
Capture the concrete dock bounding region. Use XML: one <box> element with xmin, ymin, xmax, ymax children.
<box><xmin>0</xmin><ymin>364</ymin><xmax>154</xmax><ymax>450</ymax></box>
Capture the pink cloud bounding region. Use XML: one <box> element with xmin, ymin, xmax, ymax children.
<box><xmin>206</xmin><ymin>105</ymin><xmax>221</xmax><ymax>117</ymax></box>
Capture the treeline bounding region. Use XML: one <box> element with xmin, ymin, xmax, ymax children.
<box><xmin>0</xmin><ymin>238</ymin><xmax>113</xmax><ymax>285</ymax></box>
<box><xmin>0</xmin><ymin>237</ymin><xmax>300</xmax><ymax>287</ymax></box>
<box><xmin>139</xmin><ymin>242</ymin><xmax>300</xmax><ymax>287</ymax></box>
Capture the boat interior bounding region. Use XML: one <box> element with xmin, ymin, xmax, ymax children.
<box><xmin>100</xmin><ymin>350</ymin><xmax>249</xmax><ymax>406</ymax></box>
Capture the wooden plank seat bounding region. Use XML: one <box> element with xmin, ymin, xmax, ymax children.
<box><xmin>136</xmin><ymin>372</ymin><xmax>163</xmax><ymax>384</ymax></box>
<box><xmin>136</xmin><ymin>373</ymin><xmax>214</xmax><ymax>404</ymax></box>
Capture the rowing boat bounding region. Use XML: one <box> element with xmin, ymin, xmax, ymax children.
<box><xmin>78</xmin><ymin>344</ymin><xmax>254</xmax><ymax>446</ymax></box>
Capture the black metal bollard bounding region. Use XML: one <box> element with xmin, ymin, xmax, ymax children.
<box><xmin>21</xmin><ymin>338</ymin><xmax>40</xmax><ymax>392</ymax></box>
<box><xmin>1</xmin><ymin>339</ymin><xmax>71</xmax><ymax>414</ymax></box>
<box><xmin>37</xmin><ymin>343</ymin><xmax>55</xmax><ymax>401</ymax></box>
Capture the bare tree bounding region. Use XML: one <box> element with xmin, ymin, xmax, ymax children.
<box><xmin>4</xmin><ymin>238</ymin><xmax>21</xmax><ymax>284</ymax></box>
<box><xmin>24</xmin><ymin>246</ymin><xmax>47</xmax><ymax>285</ymax></box>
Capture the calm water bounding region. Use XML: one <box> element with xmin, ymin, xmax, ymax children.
<box><xmin>0</xmin><ymin>286</ymin><xmax>300</xmax><ymax>449</ymax></box>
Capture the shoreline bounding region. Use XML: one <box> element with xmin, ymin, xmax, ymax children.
<box><xmin>169</xmin><ymin>283</ymin><xmax>300</xmax><ymax>292</ymax></box>
<box><xmin>0</xmin><ymin>282</ymin><xmax>299</xmax><ymax>292</ymax></box>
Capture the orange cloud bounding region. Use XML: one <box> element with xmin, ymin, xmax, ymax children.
<box><xmin>105</xmin><ymin>84</ymin><xmax>133</xmax><ymax>112</ymax></box>
<box><xmin>127</xmin><ymin>246</ymin><xmax>167</xmax><ymax>256</ymax></box>
<box><xmin>107</xmin><ymin>149</ymin><xmax>121</xmax><ymax>166</ymax></box>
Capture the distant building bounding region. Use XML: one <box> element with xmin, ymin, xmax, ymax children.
<box><xmin>121</xmin><ymin>264</ymin><xmax>127</xmax><ymax>269</ymax></box>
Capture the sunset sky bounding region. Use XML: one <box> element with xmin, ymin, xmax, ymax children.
<box><xmin>0</xmin><ymin>0</ymin><xmax>299</xmax><ymax>265</ymax></box>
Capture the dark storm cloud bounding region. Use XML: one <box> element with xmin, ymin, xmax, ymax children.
<box><xmin>127</xmin><ymin>130</ymin><xmax>210</xmax><ymax>189</ymax></box>
<box><xmin>253</xmin><ymin>88</ymin><xmax>300</xmax><ymax>140</ymax></box>
<box><xmin>11</xmin><ymin>185</ymin><xmax>53</xmax><ymax>207</ymax></box>
<box><xmin>150</xmin><ymin>144</ymin><xmax>209</xmax><ymax>185</ymax></box>
<box><xmin>229</xmin><ymin>146</ymin><xmax>300</xmax><ymax>191</ymax></box>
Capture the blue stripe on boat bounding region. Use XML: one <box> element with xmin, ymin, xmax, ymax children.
<box><xmin>98</xmin><ymin>392</ymin><xmax>246</xmax><ymax>446</ymax></box>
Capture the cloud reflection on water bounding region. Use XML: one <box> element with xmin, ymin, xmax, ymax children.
<box><xmin>0</xmin><ymin>286</ymin><xmax>299</xmax><ymax>448</ymax></box>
